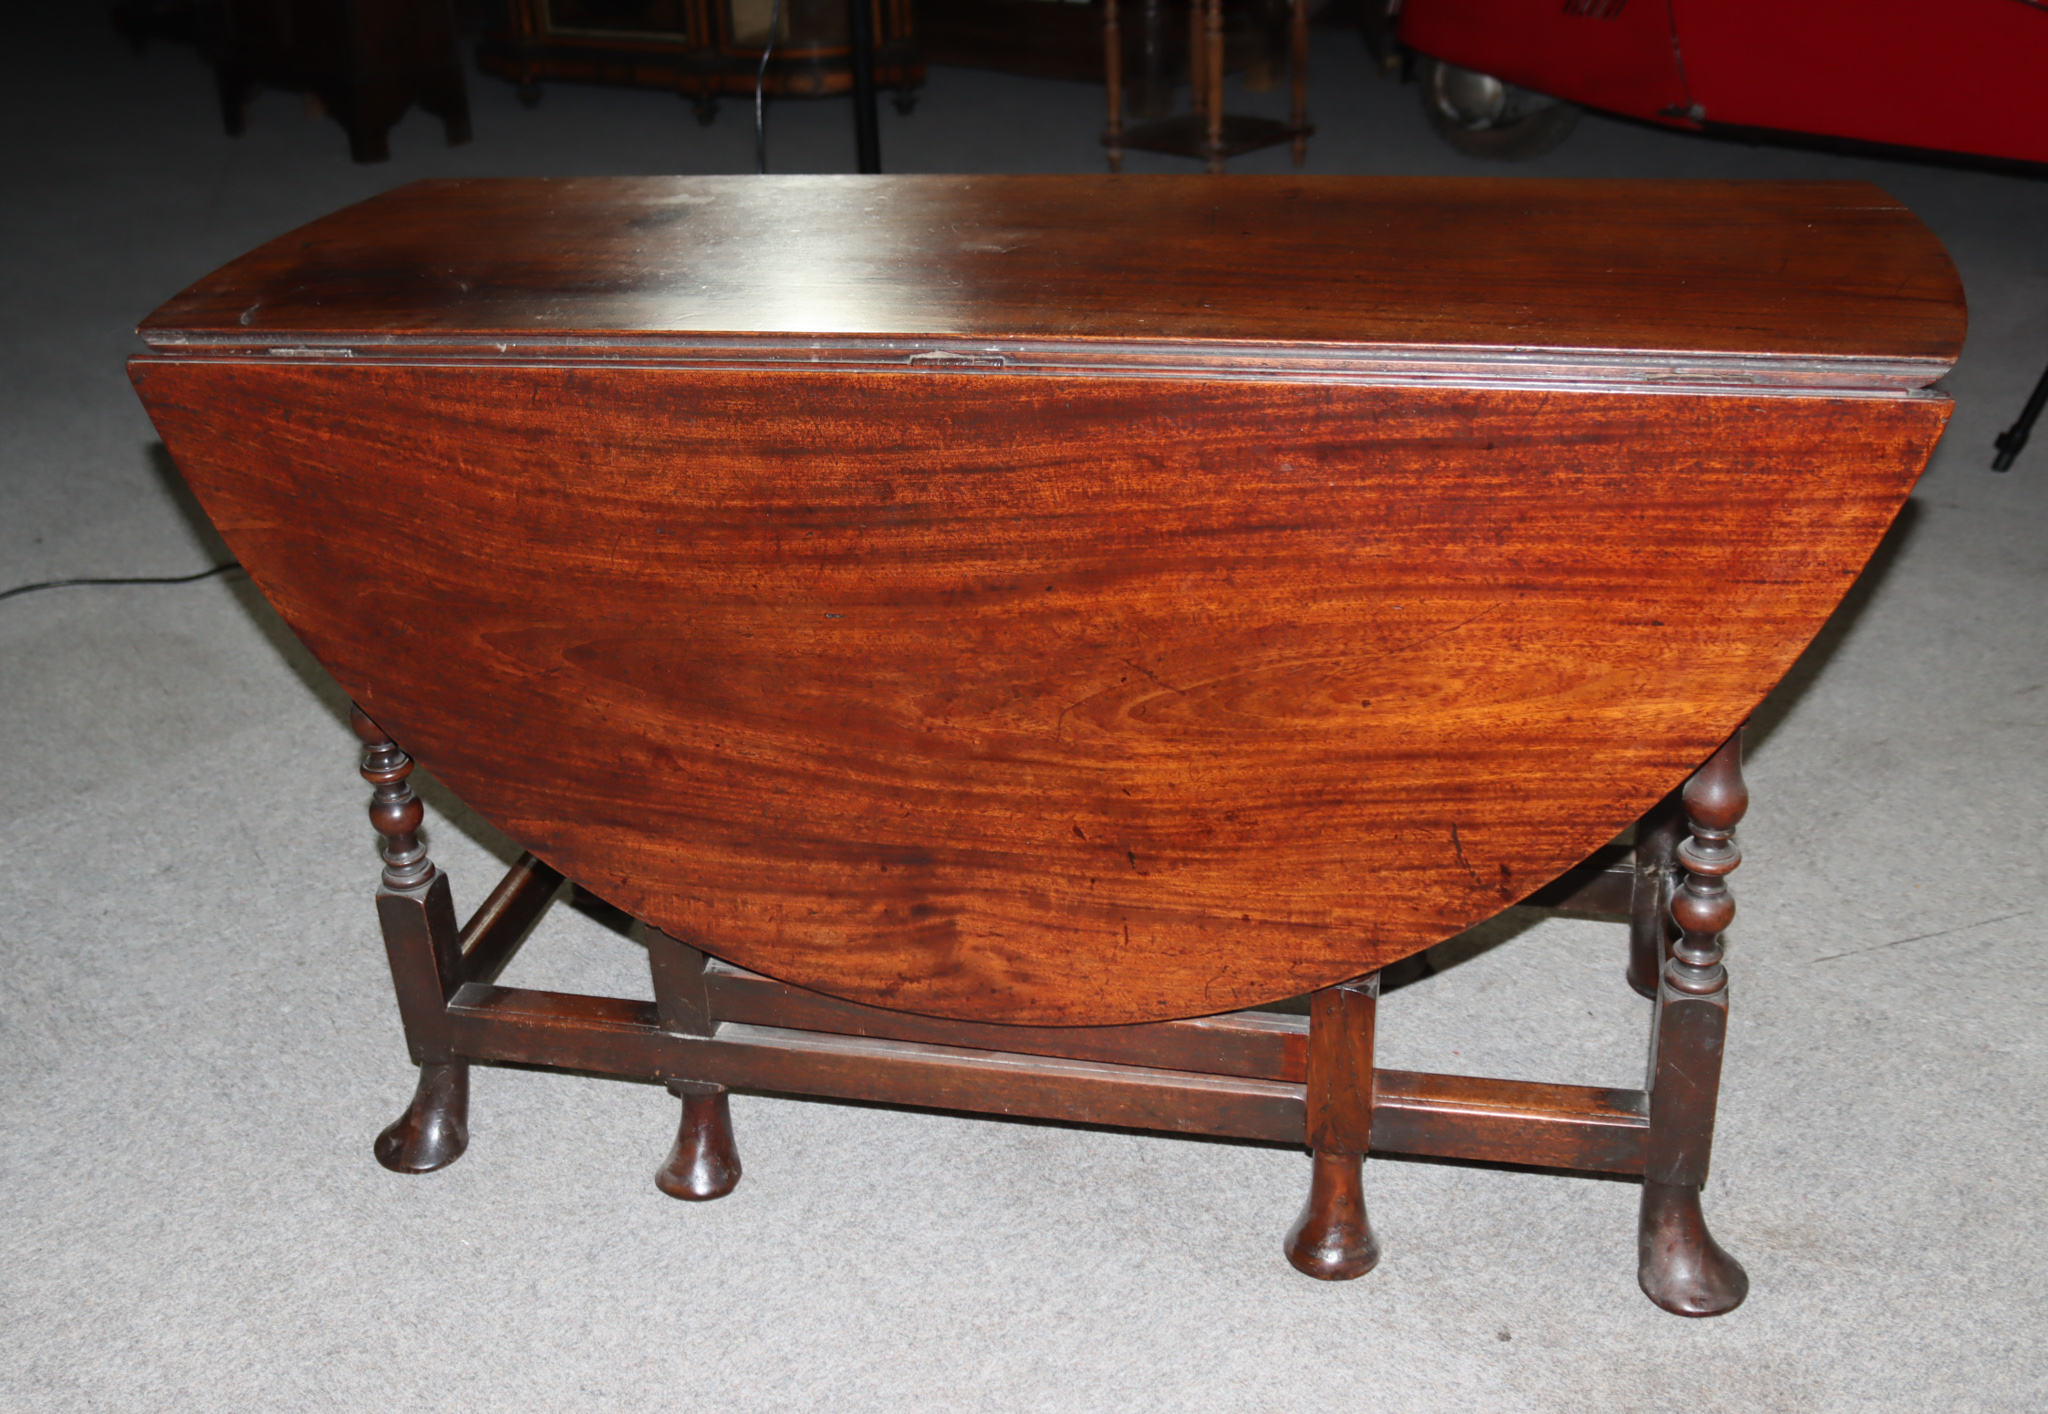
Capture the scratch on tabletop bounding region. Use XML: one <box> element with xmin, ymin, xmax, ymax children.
<box><xmin>1450</xmin><ymin>823</ymin><xmax>1483</xmax><ymax>889</ymax></box>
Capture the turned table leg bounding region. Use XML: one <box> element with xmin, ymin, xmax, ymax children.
<box><xmin>1285</xmin><ymin>974</ymin><xmax>1381</xmax><ymax>1280</ymax></box>
<box><xmin>1638</xmin><ymin>729</ymin><xmax>1750</xmax><ymax>1315</ymax></box>
<box><xmin>648</xmin><ymin>929</ymin><xmax>742</xmax><ymax>1200</ymax></box>
<box><xmin>353</xmin><ymin>705</ymin><xmax>469</xmax><ymax>1174</ymax></box>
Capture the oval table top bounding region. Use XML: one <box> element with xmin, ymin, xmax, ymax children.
<box><xmin>132</xmin><ymin>175</ymin><xmax>1963</xmax><ymax>1025</ymax></box>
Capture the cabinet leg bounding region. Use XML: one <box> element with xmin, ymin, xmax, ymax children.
<box><xmin>420</xmin><ymin>65</ymin><xmax>473</xmax><ymax>146</ymax></box>
<box><xmin>656</xmin><ymin>1083</ymin><xmax>742</xmax><ymax>1201</ymax></box>
<box><xmin>1285</xmin><ymin>1149</ymin><xmax>1380</xmax><ymax>1279</ymax></box>
<box><xmin>375</xmin><ymin>1060</ymin><xmax>469</xmax><ymax>1173</ymax></box>
<box><xmin>214</xmin><ymin>64</ymin><xmax>253</xmax><ymax>136</ymax></box>
<box><xmin>334</xmin><ymin>97</ymin><xmax>396</xmax><ymax>164</ymax></box>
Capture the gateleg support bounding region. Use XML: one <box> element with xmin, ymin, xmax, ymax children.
<box><xmin>648</xmin><ymin>928</ymin><xmax>743</xmax><ymax>1200</ymax></box>
<box><xmin>1285</xmin><ymin>974</ymin><xmax>1381</xmax><ymax>1280</ymax></box>
<box><xmin>1638</xmin><ymin>729</ymin><xmax>1749</xmax><ymax>1316</ymax></box>
<box><xmin>1627</xmin><ymin>789</ymin><xmax>1686</xmax><ymax>999</ymax></box>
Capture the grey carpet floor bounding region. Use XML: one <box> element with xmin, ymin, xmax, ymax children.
<box><xmin>2</xmin><ymin>7</ymin><xmax>2044</xmax><ymax>1410</ymax></box>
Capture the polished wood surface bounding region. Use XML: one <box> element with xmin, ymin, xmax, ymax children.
<box><xmin>134</xmin><ymin>354</ymin><xmax>1946</xmax><ymax>1023</ymax></box>
<box><xmin>133</xmin><ymin>176</ymin><xmax>1960</xmax><ymax>1024</ymax></box>
<box><xmin>136</xmin><ymin>175</ymin><xmax>1963</xmax><ymax>374</ymax></box>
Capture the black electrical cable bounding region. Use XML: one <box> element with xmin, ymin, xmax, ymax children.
<box><xmin>0</xmin><ymin>561</ymin><xmax>242</xmax><ymax>605</ymax></box>
<box><xmin>754</xmin><ymin>0</ymin><xmax>782</xmax><ymax>174</ymax></box>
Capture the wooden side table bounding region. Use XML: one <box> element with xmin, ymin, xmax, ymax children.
<box><xmin>1104</xmin><ymin>0</ymin><xmax>1308</xmax><ymax>170</ymax></box>
<box><xmin>129</xmin><ymin>174</ymin><xmax>1962</xmax><ymax>1315</ymax></box>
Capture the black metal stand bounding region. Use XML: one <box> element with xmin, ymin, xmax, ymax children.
<box><xmin>847</xmin><ymin>0</ymin><xmax>882</xmax><ymax>173</ymax></box>
<box><xmin>1992</xmin><ymin>356</ymin><xmax>2048</xmax><ymax>471</ymax></box>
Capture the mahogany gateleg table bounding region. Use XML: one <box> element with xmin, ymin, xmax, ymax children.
<box><xmin>129</xmin><ymin>175</ymin><xmax>1963</xmax><ymax>1316</ymax></box>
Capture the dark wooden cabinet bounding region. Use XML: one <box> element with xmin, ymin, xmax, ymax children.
<box><xmin>476</xmin><ymin>0</ymin><xmax>921</xmax><ymax>124</ymax></box>
<box><xmin>209</xmin><ymin>0</ymin><xmax>473</xmax><ymax>162</ymax></box>
<box><xmin>914</xmin><ymin>0</ymin><xmax>1112</xmax><ymax>82</ymax></box>
<box><xmin>918</xmin><ymin>0</ymin><xmax>1289</xmax><ymax>95</ymax></box>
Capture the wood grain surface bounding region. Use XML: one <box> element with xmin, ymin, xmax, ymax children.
<box><xmin>135</xmin><ymin>175</ymin><xmax>1965</xmax><ymax>380</ymax></box>
<box><xmin>130</xmin><ymin>356</ymin><xmax>1948</xmax><ymax>1024</ymax></box>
